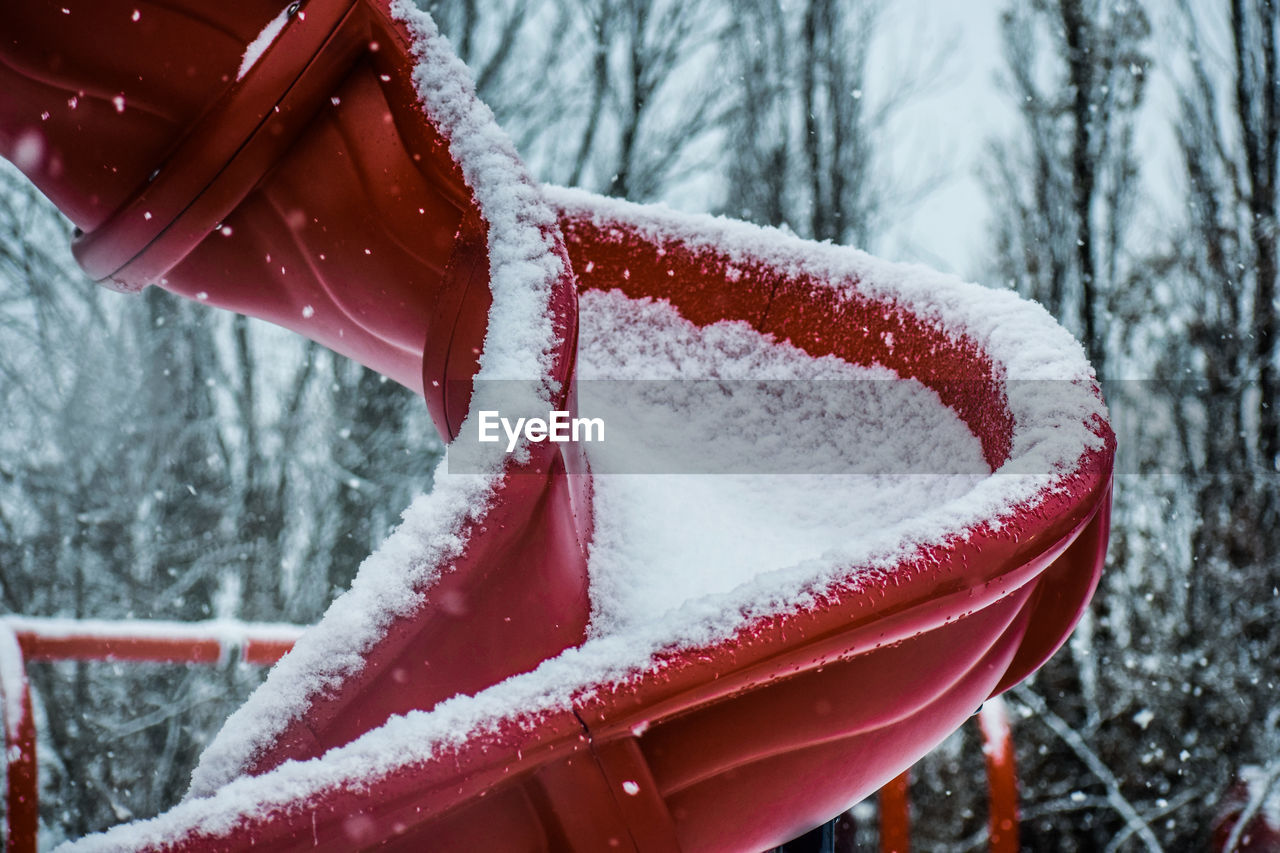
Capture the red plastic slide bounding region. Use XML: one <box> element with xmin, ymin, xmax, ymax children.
<box><xmin>0</xmin><ymin>1</ymin><xmax>1114</xmax><ymax>850</ymax></box>
<box><xmin>1</xmin><ymin>0</ymin><xmax>595</xmax><ymax>779</ymax></box>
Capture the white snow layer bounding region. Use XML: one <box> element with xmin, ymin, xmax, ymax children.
<box><xmin>576</xmin><ymin>289</ymin><xmax>989</xmax><ymax>634</ymax></box>
<box><xmin>179</xmin><ymin>1</ymin><xmax>567</xmax><ymax>803</ymax></box>
<box><xmin>395</xmin><ymin>0</ymin><xmax>563</xmax><ymax>396</ymax></box>
<box><xmin>58</xmin><ymin>14</ymin><xmax>1108</xmax><ymax>853</ymax></box>
<box><xmin>236</xmin><ymin>5</ymin><xmax>291</xmax><ymax>81</ymax></box>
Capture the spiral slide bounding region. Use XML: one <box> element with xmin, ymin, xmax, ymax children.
<box><xmin>0</xmin><ymin>2</ymin><xmax>1114</xmax><ymax>850</ymax></box>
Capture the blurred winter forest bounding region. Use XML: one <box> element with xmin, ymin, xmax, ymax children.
<box><xmin>2</xmin><ymin>0</ymin><xmax>1279</xmax><ymax>849</ymax></box>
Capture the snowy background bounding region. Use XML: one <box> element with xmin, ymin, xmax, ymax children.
<box><xmin>1</xmin><ymin>0</ymin><xmax>1279</xmax><ymax>849</ymax></box>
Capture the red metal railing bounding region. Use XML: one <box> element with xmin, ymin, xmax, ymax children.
<box><xmin>0</xmin><ymin>618</ymin><xmax>1018</xmax><ymax>853</ymax></box>
<box><xmin>0</xmin><ymin>617</ymin><xmax>303</xmax><ymax>853</ymax></box>
<box><xmin>0</xmin><ymin>623</ymin><xmax>37</xmax><ymax>853</ymax></box>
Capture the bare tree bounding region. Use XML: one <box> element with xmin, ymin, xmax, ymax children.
<box><xmin>719</xmin><ymin>0</ymin><xmax>945</xmax><ymax>252</ymax></box>
<box><xmin>978</xmin><ymin>1</ymin><xmax>1280</xmax><ymax>849</ymax></box>
<box><xmin>988</xmin><ymin>0</ymin><xmax>1149</xmax><ymax>379</ymax></box>
<box><xmin>976</xmin><ymin>3</ymin><xmax>1175</xmax><ymax>850</ymax></box>
<box><xmin>1152</xmin><ymin>5</ymin><xmax>1280</xmax><ymax>845</ymax></box>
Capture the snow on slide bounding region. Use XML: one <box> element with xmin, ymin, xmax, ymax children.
<box><xmin>576</xmin><ymin>288</ymin><xmax>989</xmax><ymax>634</ymax></box>
<box><xmin>58</xmin><ymin>206</ymin><xmax>1105</xmax><ymax>853</ymax></box>
<box><xmin>237</xmin><ymin>4</ymin><xmax>292</xmax><ymax>81</ymax></box>
<box><xmin>54</xmin><ymin>1</ymin><xmax>1108</xmax><ymax>848</ymax></box>
<box><xmin>169</xmin><ymin>0</ymin><xmax>570</xmax><ymax>804</ymax></box>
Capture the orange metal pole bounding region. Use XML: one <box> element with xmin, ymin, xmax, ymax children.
<box><xmin>979</xmin><ymin>697</ymin><xmax>1019</xmax><ymax>853</ymax></box>
<box><xmin>1</xmin><ymin>623</ymin><xmax>37</xmax><ymax>853</ymax></box>
<box><xmin>879</xmin><ymin>769</ymin><xmax>910</xmax><ymax>853</ymax></box>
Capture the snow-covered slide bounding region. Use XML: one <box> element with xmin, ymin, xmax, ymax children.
<box><xmin>1</xmin><ymin>1</ymin><xmax>1112</xmax><ymax>850</ymax></box>
<box><xmin>0</xmin><ymin>0</ymin><xmax>593</xmax><ymax>790</ymax></box>
<box><xmin>56</xmin><ymin>184</ymin><xmax>1113</xmax><ymax>851</ymax></box>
